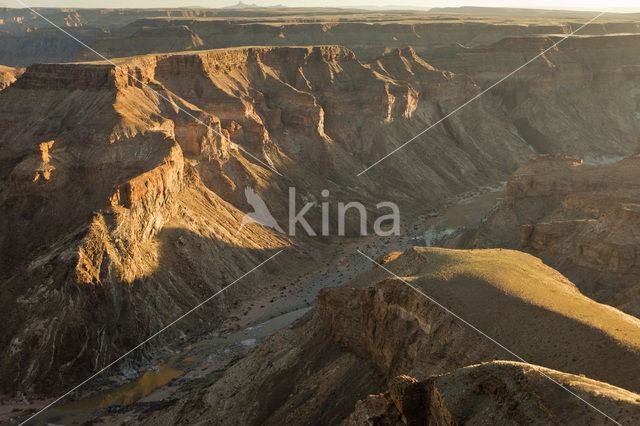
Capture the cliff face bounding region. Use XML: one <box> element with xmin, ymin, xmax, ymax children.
<box><xmin>0</xmin><ymin>65</ymin><xmax>24</xmax><ymax>90</ymax></box>
<box><xmin>0</xmin><ymin>45</ymin><xmax>536</xmax><ymax>394</ymax></box>
<box><xmin>1</xmin><ymin>8</ymin><xmax>623</xmax><ymax>67</ymax></box>
<box><xmin>136</xmin><ymin>247</ymin><xmax>640</xmax><ymax>425</ymax></box>
<box><xmin>2</xmin><ymin>35</ymin><xmax>639</xmax><ymax>403</ymax></box>
<box><xmin>346</xmin><ymin>362</ymin><xmax>640</xmax><ymax>425</ymax></box>
<box><xmin>429</xmin><ymin>34</ymin><xmax>640</xmax><ymax>159</ymax></box>
<box><xmin>77</xmin><ymin>15</ymin><xmax>640</xmax><ymax>64</ymax></box>
<box><xmin>455</xmin><ymin>154</ymin><xmax>640</xmax><ymax>317</ymax></box>
<box><xmin>72</xmin><ymin>17</ymin><xmax>640</xmax><ymax>159</ymax></box>
<box><xmin>0</xmin><ymin>49</ymin><xmax>282</xmax><ymax>393</ymax></box>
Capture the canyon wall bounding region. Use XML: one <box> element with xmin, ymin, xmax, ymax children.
<box><xmin>3</xmin><ymin>7</ymin><xmax>640</xmax><ymax>69</ymax></box>
<box><xmin>136</xmin><ymin>247</ymin><xmax>640</xmax><ymax>425</ymax></box>
<box><xmin>2</xmin><ymin>18</ymin><xmax>640</xmax><ymax>400</ymax></box>
<box><xmin>430</xmin><ymin>34</ymin><xmax>640</xmax><ymax>158</ymax></box>
<box><xmin>0</xmin><ymin>45</ymin><xmax>533</xmax><ymax>393</ymax></box>
<box><xmin>0</xmin><ymin>65</ymin><xmax>23</xmax><ymax>91</ymax></box>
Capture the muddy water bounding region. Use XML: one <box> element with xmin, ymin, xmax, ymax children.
<box><xmin>29</xmin><ymin>307</ymin><xmax>311</xmax><ymax>426</ymax></box>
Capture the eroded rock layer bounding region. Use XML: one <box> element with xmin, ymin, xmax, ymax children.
<box><xmin>0</xmin><ymin>65</ymin><xmax>23</xmax><ymax>91</ymax></box>
<box><xmin>135</xmin><ymin>247</ymin><xmax>640</xmax><ymax>425</ymax></box>
<box><xmin>0</xmin><ymin>44</ymin><xmax>536</xmax><ymax>393</ymax></box>
<box><xmin>347</xmin><ymin>362</ymin><xmax>640</xmax><ymax>425</ymax></box>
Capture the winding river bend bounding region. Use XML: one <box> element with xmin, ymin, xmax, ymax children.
<box><xmin>26</xmin><ymin>187</ymin><xmax>504</xmax><ymax>425</ymax></box>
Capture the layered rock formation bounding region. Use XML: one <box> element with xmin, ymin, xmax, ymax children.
<box><xmin>347</xmin><ymin>362</ymin><xmax>640</xmax><ymax>425</ymax></box>
<box><xmin>429</xmin><ymin>34</ymin><xmax>640</xmax><ymax>158</ymax></box>
<box><xmin>454</xmin><ymin>154</ymin><xmax>640</xmax><ymax>316</ymax></box>
<box><xmin>0</xmin><ymin>65</ymin><xmax>23</xmax><ymax>90</ymax></box>
<box><xmin>2</xmin><ymin>7</ymin><xmax>640</xmax><ymax>424</ymax></box>
<box><xmin>134</xmin><ymin>247</ymin><xmax>640</xmax><ymax>425</ymax></box>
<box><xmin>3</xmin><ymin>7</ymin><xmax>640</xmax><ymax>70</ymax></box>
<box><xmin>0</xmin><ymin>45</ymin><xmax>536</xmax><ymax>394</ymax></box>
<box><xmin>80</xmin><ymin>17</ymin><xmax>622</xmax><ymax>64</ymax></box>
<box><xmin>5</xmin><ymin>7</ymin><xmax>640</xmax><ymax>159</ymax></box>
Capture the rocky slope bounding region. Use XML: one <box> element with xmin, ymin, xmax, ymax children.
<box><xmin>453</xmin><ymin>153</ymin><xmax>640</xmax><ymax>317</ymax></box>
<box><xmin>131</xmin><ymin>247</ymin><xmax>640</xmax><ymax>425</ymax></box>
<box><xmin>0</xmin><ymin>45</ymin><xmax>536</xmax><ymax>394</ymax></box>
<box><xmin>429</xmin><ymin>34</ymin><xmax>640</xmax><ymax>159</ymax></box>
<box><xmin>0</xmin><ymin>65</ymin><xmax>23</xmax><ymax>90</ymax></box>
<box><xmin>347</xmin><ymin>361</ymin><xmax>640</xmax><ymax>425</ymax></box>
<box><xmin>81</xmin><ymin>22</ymin><xmax>640</xmax><ymax>159</ymax></box>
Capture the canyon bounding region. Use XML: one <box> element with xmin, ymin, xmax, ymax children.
<box><xmin>99</xmin><ymin>247</ymin><xmax>640</xmax><ymax>424</ymax></box>
<box><xmin>1</xmin><ymin>5</ymin><xmax>639</xmax><ymax>425</ymax></box>
<box><xmin>0</xmin><ymin>43</ymin><xmax>536</xmax><ymax>395</ymax></box>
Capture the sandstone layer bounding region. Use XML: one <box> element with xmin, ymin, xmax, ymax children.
<box><xmin>3</xmin><ymin>7</ymin><xmax>640</xmax><ymax>70</ymax></box>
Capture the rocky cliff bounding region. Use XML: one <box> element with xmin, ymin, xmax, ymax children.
<box><xmin>453</xmin><ymin>154</ymin><xmax>640</xmax><ymax>317</ymax></box>
<box><xmin>133</xmin><ymin>247</ymin><xmax>640</xmax><ymax>425</ymax></box>
<box><xmin>0</xmin><ymin>65</ymin><xmax>23</xmax><ymax>90</ymax></box>
<box><xmin>68</xmin><ymin>15</ymin><xmax>640</xmax><ymax>159</ymax></box>
<box><xmin>429</xmin><ymin>34</ymin><xmax>640</xmax><ymax>159</ymax></box>
<box><xmin>0</xmin><ymin>44</ymin><xmax>537</xmax><ymax>394</ymax></box>
<box><xmin>4</xmin><ymin>7</ymin><xmax>640</xmax><ymax>71</ymax></box>
<box><xmin>347</xmin><ymin>362</ymin><xmax>640</xmax><ymax>425</ymax></box>
<box><xmin>80</xmin><ymin>17</ymin><xmax>629</xmax><ymax>64</ymax></box>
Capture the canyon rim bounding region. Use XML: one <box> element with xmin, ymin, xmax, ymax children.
<box><xmin>1</xmin><ymin>4</ymin><xmax>640</xmax><ymax>426</ymax></box>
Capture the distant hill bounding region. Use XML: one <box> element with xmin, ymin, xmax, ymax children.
<box><xmin>223</xmin><ymin>1</ymin><xmax>287</xmax><ymax>8</ymax></box>
<box><xmin>224</xmin><ymin>1</ymin><xmax>258</xmax><ymax>8</ymax></box>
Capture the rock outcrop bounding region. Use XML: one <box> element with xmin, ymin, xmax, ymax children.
<box><xmin>347</xmin><ymin>361</ymin><xmax>640</xmax><ymax>425</ymax></box>
<box><xmin>4</xmin><ymin>8</ymin><xmax>640</xmax><ymax>159</ymax></box>
<box><xmin>0</xmin><ymin>64</ymin><xmax>24</xmax><ymax>90</ymax></box>
<box><xmin>455</xmin><ymin>154</ymin><xmax>640</xmax><ymax>317</ymax></box>
<box><xmin>3</xmin><ymin>7</ymin><xmax>638</xmax><ymax>67</ymax></box>
<box><xmin>135</xmin><ymin>247</ymin><xmax>640</xmax><ymax>425</ymax></box>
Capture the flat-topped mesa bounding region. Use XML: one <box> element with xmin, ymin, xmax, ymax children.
<box><xmin>12</xmin><ymin>45</ymin><xmax>357</xmax><ymax>92</ymax></box>
<box><xmin>13</xmin><ymin>55</ymin><xmax>167</xmax><ymax>91</ymax></box>
<box><xmin>155</xmin><ymin>45</ymin><xmax>357</xmax><ymax>87</ymax></box>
